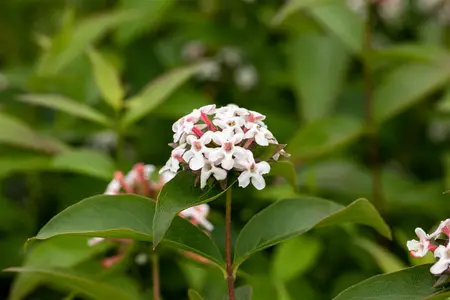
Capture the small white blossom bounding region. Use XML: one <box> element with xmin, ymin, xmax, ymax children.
<box><xmin>183</xmin><ymin>132</ymin><xmax>213</xmax><ymax>170</ymax></box>
<box><xmin>431</xmin><ymin>245</ymin><xmax>450</xmax><ymax>275</ymax></box>
<box><xmin>161</xmin><ymin>104</ymin><xmax>288</xmax><ymax>190</ymax></box>
<box><xmin>429</xmin><ymin>219</ymin><xmax>450</xmax><ymax>238</ymax></box>
<box><xmin>181</xmin><ymin>40</ymin><xmax>206</xmax><ymax>61</ymax></box>
<box><xmin>378</xmin><ymin>0</ymin><xmax>406</xmax><ymax>22</ymax></box>
<box><xmin>234</xmin><ymin>65</ymin><xmax>258</xmax><ymax>91</ymax></box>
<box><xmin>237</xmin><ymin>158</ymin><xmax>271</xmax><ymax>190</ymax></box>
<box><xmin>210</xmin><ymin>131</ymin><xmax>246</xmax><ymax>170</ymax></box>
<box><xmin>406</xmin><ymin>228</ymin><xmax>434</xmax><ymax>258</ymax></box>
<box><xmin>88</xmin><ymin>237</ymin><xmax>105</xmax><ymax>246</ymax></box>
<box><xmin>180</xmin><ymin>204</ymin><xmax>213</xmax><ymax>231</ymax></box>
<box><xmin>135</xmin><ymin>253</ymin><xmax>148</xmax><ymax>265</ymax></box>
<box><xmin>218</xmin><ymin>47</ymin><xmax>242</xmax><ymax>67</ymax></box>
<box><xmin>196</xmin><ymin>61</ymin><xmax>221</xmax><ymax>81</ymax></box>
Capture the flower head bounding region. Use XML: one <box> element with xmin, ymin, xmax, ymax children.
<box><xmin>160</xmin><ymin>104</ymin><xmax>289</xmax><ymax>190</ymax></box>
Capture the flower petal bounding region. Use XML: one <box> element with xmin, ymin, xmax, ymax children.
<box><xmin>251</xmin><ymin>174</ymin><xmax>266</xmax><ymax>190</ymax></box>
<box><xmin>238</xmin><ymin>171</ymin><xmax>251</xmax><ymax>188</ymax></box>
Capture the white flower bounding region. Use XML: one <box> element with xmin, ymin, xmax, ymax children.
<box><xmin>431</xmin><ymin>245</ymin><xmax>450</xmax><ymax>275</ymax></box>
<box><xmin>104</xmin><ymin>178</ymin><xmax>121</xmax><ymax>195</ymax></box>
<box><xmin>406</xmin><ymin>228</ymin><xmax>434</xmax><ymax>258</ymax></box>
<box><xmin>180</xmin><ymin>204</ymin><xmax>214</xmax><ymax>231</ymax></box>
<box><xmin>135</xmin><ymin>253</ymin><xmax>148</xmax><ymax>265</ymax></box>
<box><xmin>244</xmin><ymin>123</ymin><xmax>274</xmax><ymax>146</ymax></box>
<box><xmin>234</xmin><ymin>65</ymin><xmax>258</xmax><ymax>91</ymax></box>
<box><xmin>160</xmin><ymin>144</ymin><xmax>186</xmax><ymax>175</ymax></box>
<box><xmin>429</xmin><ymin>219</ymin><xmax>450</xmax><ymax>238</ymax></box>
<box><xmin>200</xmin><ymin>161</ymin><xmax>227</xmax><ymax>189</ymax></box>
<box><xmin>210</xmin><ymin>131</ymin><xmax>245</xmax><ymax>170</ymax></box>
<box><xmin>172</xmin><ymin>105</ymin><xmax>216</xmax><ymax>142</ymax></box>
<box><xmin>88</xmin><ymin>237</ymin><xmax>105</xmax><ymax>246</ymax></box>
<box><xmin>238</xmin><ymin>159</ymin><xmax>271</xmax><ymax>190</ymax></box>
<box><xmin>124</xmin><ymin>164</ymin><xmax>155</xmax><ymax>187</ymax></box>
<box><xmin>181</xmin><ymin>40</ymin><xmax>206</xmax><ymax>61</ymax></box>
<box><xmin>378</xmin><ymin>0</ymin><xmax>406</xmax><ymax>22</ymax></box>
<box><xmin>218</xmin><ymin>46</ymin><xmax>242</xmax><ymax>67</ymax></box>
<box><xmin>164</xmin><ymin>104</ymin><xmax>288</xmax><ymax>190</ymax></box>
<box><xmin>196</xmin><ymin>61</ymin><xmax>221</xmax><ymax>81</ymax></box>
<box><xmin>183</xmin><ymin>132</ymin><xmax>213</xmax><ymax>170</ymax></box>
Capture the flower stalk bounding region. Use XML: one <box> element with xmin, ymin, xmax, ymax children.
<box><xmin>152</xmin><ymin>251</ymin><xmax>161</xmax><ymax>300</ymax></box>
<box><xmin>225</xmin><ymin>187</ymin><xmax>235</xmax><ymax>300</ymax></box>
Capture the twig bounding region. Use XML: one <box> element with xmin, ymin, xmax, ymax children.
<box><xmin>225</xmin><ymin>188</ymin><xmax>236</xmax><ymax>300</ymax></box>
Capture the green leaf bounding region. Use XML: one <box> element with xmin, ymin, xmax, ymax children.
<box><xmin>9</xmin><ymin>236</ymin><xmax>108</xmax><ymax>300</ymax></box>
<box><xmin>272</xmin><ymin>236</ymin><xmax>321</xmax><ymax>282</ymax></box>
<box><xmin>0</xmin><ymin>112</ymin><xmax>66</xmax><ymax>154</ymax></box>
<box><xmin>5</xmin><ymin>267</ymin><xmax>139</xmax><ymax>300</ymax></box>
<box><xmin>122</xmin><ymin>62</ymin><xmax>210</xmax><ymax>127</ymax></box>
<box><xmin>333</xmin><ymin>265</ymin><xmax>438</xmax><ymax>300</ymax></box>
<box><xmin>32</xmin><ymin>194</ymin><xmax>224</xmax><ymax>267</ymax></box>
<box><xmin>52</xmin><ymin>149</ymin><xmax>115</xmax><ymax>180</ymax></box>
<box><xmin>37</xmin><ymin>10</ymin><xmax>138</xmax><ymax>75</ymax></box>
<box><xmin>309</xmin><ymin>2</ymin><xmax>363</xmax><ymax>54</ymax></box>
<box><xmin>287</xmin><ymin>116</ymin><xmax>363</xmax><ymax>161</ymax></box>
<box><xmin>289</xmin><ymin>34</ymin><xmax>349</xmax><ymax>122</ymax></box>
<box><xmin>234</xmin><ymin>197</ymin><xmax>390</xmax><ymax>269</ymax></box>
<box><xmin>269</xmin><ymin>161</ymin><xmax>298</xmax><ymax>193</ymax></box>
<box><xmin>153</xmin><ymin>171</ymin><xmax>233</xmax><ymax>249</ymax></box>
<box><xmin>374</xmin><ymin>63</ymin><xmax>450</xmax><ymax>124</ymax></box>
<box><xmin>188</xmin><ymin>289</ymin><xmax>204</xmax><ymax>300</ymax></box>
<box><xmin>0</xmin><ymin>155</ymin><xmax>52</xmax><ymax>178</ymax></box>
<box><xmin>17</xmin><ymin>94</ymin><xmax>111</xmax><ymax>126</ymax></box>
<box><xmin>271</xmin><ymin>0</ymin><xmax>335</xmax><ymax>26</ymax></box>
<box><xmin>114</xmin><ymin>0</ymin><xmax>174</xmax><ymax>45</ymax></box>
<box><xmin>427</xmin><ymin>290</ymin><xmax>450</xmax><ymax>300</ymax></box>
<box><xmin>354</xmin><ymin>237</ymin><xmax>406</xmax><ymax>273</ymax></box>
<box><xmin>87</xmin><ymin>48</ymin><xmax>124</xmax><ymax>111</ymax></box>
<box><xmin>374</xmin><ymin>44</ymin><xmax>450</xmax><ymax>64</ymax></box>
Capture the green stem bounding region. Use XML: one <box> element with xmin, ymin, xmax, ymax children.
<box><xmin>225</xmin><ymin>188</ymin><xmax>235</xmax><ymax>300</ymax></box>
<box><xmin>152</xmin><ymin>251</ymin><xmax>161</xmax><ymax>300</ymax></box>
<box><xmin>363</xmin><ymin>1</ymin><xmax>383</xmax><ymax>213</ymax></box>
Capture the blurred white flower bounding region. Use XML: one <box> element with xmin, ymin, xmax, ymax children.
<box><xmin>437</xmin><ymin>2</ymin><xmax>450</xmax><ymax>25</ymax></box>
<box><xmin>87</xmin><ymin>130</ymin><xmax>117</xmax><ymax>151</ymax></box>
<box><xmin>234</xmin><ymin>65</ymin><xmax>258</xmax><ymax>91</ymax></box>
<box><xmin>379</xmin><ymin>0</ymin><xmax>406</xmax><ymax>23</ymax></box>
<box><xmin>196</xmin><ymin>61</ymin><xmax>221</xmax><ymax>81</ymax></box>
<box><xmin>88</xmin><ymin>237</ymin><xmax>105</xmax><ymax>246</ymax></box>
<box><xmin>347</xmin><ymin>0</ymin><xmax>366</xmax><ymax>16</ymax></box>
<box><xmin>135</xmin><ymin>253</ymin><xmax>148</xmax><ymax>265</ymax></box>
<box><xmin>160</xmin><ymin>104</ymin><xmax>288</xmax><ymax>190</ymax></box>
<box><xmin>417</xmin><ymin>0</ymin><xmax>443</xmax><ymax>13</ymax></box>
<box><xmin>179</xmin><ymin>203</ymin><xmax>213</xmax><ymax>231</ymax></box>
<box><xmin>218</xmin><ymin>47</ymin><xmax>242</xmax><ymax>67</ymax></box>
<box><xmin>181</xmin><ymin>40</ymin><xmax>206</xmax><ymax>61</ymax></box>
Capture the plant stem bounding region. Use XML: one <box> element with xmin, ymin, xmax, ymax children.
<box><xmin>151</xmin><ymin>251</ymin><xmax>161</xmax><ymax>300</ymax></box>
<box><xmin>363</xmin><ymin>0</ymin><xmax>383</xmax><ymax>213</ymax></box>
<box><xmin>225</xmin><ymin>188</ymin><xmax>236</xmax><ymax>300</ymax></box>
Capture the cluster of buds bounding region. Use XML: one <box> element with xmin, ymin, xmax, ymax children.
<box><xmin>159</xmin><ymin>104</ymin><xmax>289</xmax><ymax>190</ymax></box>
<box><xmin>89</xmin><ymin>163</ymin><xmax>213</xmax><ymax>268</ymax></box>
<box><xmin>407</xmin><ymin>219</ymin><xmax>450</xmax><ymax>275</ymax></box>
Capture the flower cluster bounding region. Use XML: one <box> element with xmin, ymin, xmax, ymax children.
<box><xmin>89</xmin><ymin>163</ymin><xmax>213</xmax><ymax>267</ymax></box>
<box><xmin>407</xmin><ymin>219</ymin><xmax>450</xmax><ymax>275</ymax></box>
<box><xmin>159</xmin><ymin>104</ymin><xmax>288</xmax><ymax>191</ymax></box>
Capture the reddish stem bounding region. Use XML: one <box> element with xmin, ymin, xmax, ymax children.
<box><xmin>192</xmin><ymin>127</ymin><xmax>204</xmax><ymax>137</ymax></box>
<box><xmin>225</xmin><ymin>188</ymin><xmax>235</xmax><ymax>300</ymax></box>
<box><xmin>114</xmin><ymin>171</ymin><xmax>133</xmax><ymax>193</ymax></box>
<box><xmin>201</xmin><ymin>112</ymin><xmax>216</xmax><ymax>131</ymax></box>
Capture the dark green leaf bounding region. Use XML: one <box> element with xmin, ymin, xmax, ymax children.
<box><xmin>0</xmin><ymin>112</ymin><xmax>67</xmax><ymax>154</ymax></box>
<box><xmin>287</xmin><ymin>116</ymin><xmax>363</xmax><ymax>161</ymax></box>
<box><xmin>374</xmin><ymin>44</ymin><xmax>450</xmax><ymax>64</ymax></box>
<box><xmin>9</xmin><ymin>236</ymin><xmax>109</xmax><ymax>300</ymax></box>
<box><xmin>271</xmin><ymin>0</ymin><xmax>335</xmax><ymax>26</ymax></box>
<box><xmin>188</xmin><ymin>289</ymin><xmax>204</xmax><ymax>300</ymax></box>
<box><xmin>31</xmin><ymin>194</ymin><xmax>224</xmax><ymax>267</ymax></box>
<box><xmin>333</xmin><ymin>265</ymin><xmax>438</xmax><ymax>300</ymax></box>
<box><xmin>87</xmin><ymin>48</ymin><xmax>124</xmax><ymax>111</ymax></box>
<box><xmin>153</xmin><ymin>171</ymin><xmax>233</xmax><ymax>249</ymax></box>
<box><xmin>234</xmin><ymin>197</ymin><xmax>390</xmax><ymax>269</ymax></box>
<box><xmin>122</xmin><ymin>62</ymin><xmax>211</xmax><ymax>128</ymax></box>
<box><xmin>0</xmin><ymin>156</ymin><xmax>52</xmax><ymax>178</ymax></box>
<box><xmin>5</xmin><ymin>267</ymin><xmax>139</xmax><ymax>300</ymax></box>
<box><xmin>374</xmin><ymin>63</ymin><xmax>450</xmax><ymax>124</ymax></box>
<box><xmin>269</xmin><ymin>161</ymin><xmax>298</xmax><ymax>193</ymax></box>
<box><xmin>52</xmin><ymin>149</ymin><xmax>115</xmax><ymax>180</ymax></box>
<box><xmin>289</xmin><ymin>34</ymin><xmax>349</xmax><ymax>122</ymax></box>
<box><xmin>17</xmin><ymin>94</ymin><xmax>111</xmax><ymax>126</ymax></box>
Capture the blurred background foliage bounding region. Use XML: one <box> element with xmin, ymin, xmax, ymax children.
<box><xmin>1</xmin><ymin>0</ymin><xmax>450</xmax><ymax>299</ymax></box>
